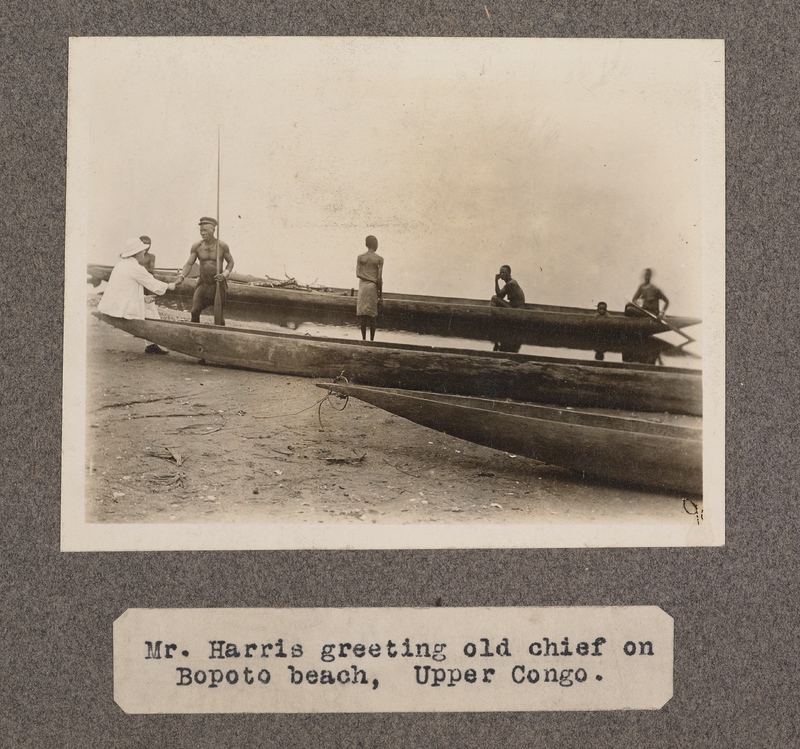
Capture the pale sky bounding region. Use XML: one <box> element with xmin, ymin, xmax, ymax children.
<box><xmin>67</xmin><ymin>37</ymin><xmax>724</xmax><ymax>316</ymax></box>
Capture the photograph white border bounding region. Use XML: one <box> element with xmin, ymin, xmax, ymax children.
<box><xmin>61</xmin><ymin>36</ymin><xmax>724</xmax><ymax>551</ymax></box>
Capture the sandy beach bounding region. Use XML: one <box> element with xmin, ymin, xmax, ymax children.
<box><xmin>82</xmin><ymin>297</ymin><xmax>702</xmax><ymax>532</ymax></box>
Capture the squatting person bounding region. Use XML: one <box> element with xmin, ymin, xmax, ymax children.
<box><xmin>490</xmin><ymin>265</ymin><xmax>525</xmax><ymax>308</ymax></box>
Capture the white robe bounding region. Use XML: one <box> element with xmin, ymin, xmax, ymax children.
<box><xmin>97</xmin><ymin>257</ymin><xmax>170</xmax><ymax>320</ymax></box>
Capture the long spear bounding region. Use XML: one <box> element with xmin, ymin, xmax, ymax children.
<box><xmin>213</xmin><ymin>126</ymin><xmax>225</xmax><ymax>325</ymax></box>
<box><xmin>625</xmin><ymin>299</ymin><xmax>695</xmax><ymax>344</ymax></box>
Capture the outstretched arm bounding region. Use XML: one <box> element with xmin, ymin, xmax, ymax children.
<box><xmin>176</xmin><ymin>248</ymin><xmax>199</xmax><ymax>284</ymax></box>
<box><xmin>134</xmin><ymin>264</ymin><xmax>173</xmax><ymax>296</ymax></box>
<box><xmin>659</xmin><ymin>290</ymin><xmax>670</xmax><ymax>315</ymax></box>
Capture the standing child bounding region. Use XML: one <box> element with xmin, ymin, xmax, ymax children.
<box><xmin>355</xmin><ymin>235</ymin><xmax>384</xmax><ymax>341</ymax></box>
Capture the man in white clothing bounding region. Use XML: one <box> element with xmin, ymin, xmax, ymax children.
<box><xmin>97</xmin><ymin>237</ymin><xmax>176</xmax><ymax>354</ymax></box>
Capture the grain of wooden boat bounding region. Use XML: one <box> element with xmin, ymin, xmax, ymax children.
<box><xmin>316</xmin><ymin>383</ymin><xmax>703</xmax><ymax>495</ymax></box>
<box><xmin>93</xmin><ymin>313</ymin><xmax>702</xmax><ymax>415</ymax></box>
<box><xmin>88</xmin><ymin>263</ymin><xmax>701</xmax><ymax>350</ymax></box>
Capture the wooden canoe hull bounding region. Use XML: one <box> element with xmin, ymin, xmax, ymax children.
<box><xmin>317</xmin><ymin>383</ymin><xmax>703</xmax><ymax>495</ymax></box>
<box><xmin>88</xmin><ymin>264</ymin><xmax>701</xmax><ymax>349</ymax></box>
<box><xmin>94</xmin><ymin>314</ymin><xmax>702</xmax><ymax>415</ymax></box>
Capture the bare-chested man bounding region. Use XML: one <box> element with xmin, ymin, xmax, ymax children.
<box><xmin>356</xmin><ymin>235</ymin><xmax>384</xmax><ymax>341</ymax></box>
<box><xmin>174</xmin><ymin>217</ymin><xmax>234</xmax><ymax>324</ymax></box>
<box><xmin>632</xmin><ymin>268</ymin><xmax>669</xmax><ymax>317</ymax></box>
<box><xmin>490</xmin><ymin>265</ymin><xmax>525</xmax><ymax>308</ymax></box>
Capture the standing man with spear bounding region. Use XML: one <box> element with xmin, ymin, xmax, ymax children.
<box><xmin>626</xmin><ymin>267</ymin><xmax>695</xmax><ymax>345</ymax></box>
<box><xmin>175</xmin><ymin>130</ymin><xmax>233</xmax><ymax>325</ymax></box>
<box><xmin>174</xmin><ymin>216</ymin><xmax>234</xmax><ymax>324</ymax></box>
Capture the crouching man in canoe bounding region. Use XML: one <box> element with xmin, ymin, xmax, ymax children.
<box><xmin>490</xmin><ymin>265</ymin><xmax>526</xmax><ymax>308</ymax></box>
<box><xmin>356</xmin><ymin>234</ymin><xmax>384</xmax><ymax>341</ymax></box>
<box><xmin>97</xmin><ymin>237</ymin><xmax>176</xmax><ymax>354</ymax></box>
<box><xmin>174</xmin><ymin>217</ymin><xmax>234</xmax><ymax>324</ymax></box>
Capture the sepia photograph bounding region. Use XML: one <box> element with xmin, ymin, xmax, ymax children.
<box><xmin>62</xmin><ymin>36</ymin><xmax>724</xmax><ymax>550</ymax></box>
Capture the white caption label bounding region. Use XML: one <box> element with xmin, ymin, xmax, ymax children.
<box><xmin>114</xmin><ymin>607</ymin><xmax>673</xmax><ymax>713</ymax></box>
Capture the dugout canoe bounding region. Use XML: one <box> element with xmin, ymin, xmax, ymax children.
<box><xmin>316</xmin><ymin>383</ymin><xmax>703</xmax><ymax>495</ymax></box>
<box><xmin>87</xmin><ymin>264</ymin><xmax>701</xmax><ymax>349</ymax></box>
<box><xmin>93</xmin><ymin>313</ymin><xmax>702</xmax><ymax>415</ymax></box>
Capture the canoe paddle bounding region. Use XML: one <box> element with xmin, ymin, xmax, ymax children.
<box><xmin>213</xmin><ymin>127</ymin><xmax>225</xmax><ymax>326</ymax></box>
<box><xmin>624</xmin><ymin>299</ymin><xmax>696</xmax><ymax>344</ymax></box>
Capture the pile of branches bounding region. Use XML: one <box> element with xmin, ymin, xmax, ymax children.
<box><xmin>246</xmin><ymin>272</ymin><xmax>339</xmax><ymax>293</ymax></box>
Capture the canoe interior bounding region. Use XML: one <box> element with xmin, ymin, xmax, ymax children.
<box><xmin>88</xmin><ymin>263</ymin><xmax>701</xmax><ymax>353</ymax></box>
<box><xmin>88</xmin><ymin>263</ymin><xmax>698</xmax><ymax>322</ymax></box>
